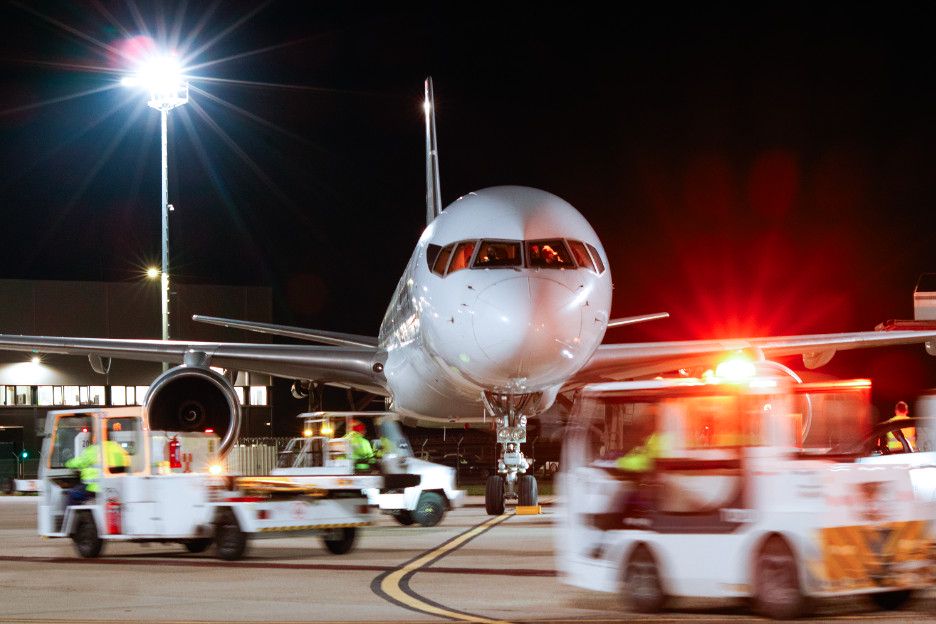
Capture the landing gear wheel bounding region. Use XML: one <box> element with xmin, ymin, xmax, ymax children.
<box><xmin>870</xmin><ymin>589</ymin><xmax>914</xmax><ymax>610</ymax></box>
<box><xmin>753</xmin><ymin>536</ymin><xmax>805</xmax><ymax>620</ymax></box>
<box><xmin>1</xmin><ymin>477</ymin><xmax>13</xmax><ymax>495</ymax></box>
<box><xmin>215</xmin><ymin>510</ymin><xmax>247</xmax><ymax>561</ymax></box>
<box><xmin>623</xmin><ymin>545</ymin><xmax>666</xmax><ymax>613</ymax></box>
<box><xmin>393</xmin><ymin>510</ymin><xmax>415</xmax><ymax>526</ymax></box>
<box><xmin>485</xmin><ymin>475</ymin><xmax>505</xmax><ymax>515</ymax></box>
<box><xmin>183</xmin><ymin>538</ymin><xmax>213</xmax><ymax>554</ymax></box>
<box><xmin>323</xmin><ymin>527</ymin><xmax>357</xmax><ymax>554</ymax></box>
<box><xmin>519</xmin><ymin>475</ymin><xmax>538</xmax><ymax>507</ymax></box>
<box><xmin>412</xmin><ymin>492</ymin><xmax>446</xmax><ymax>527</ymax></box>
<box><xmin>72</xmin><ymin>512</ymin><xmax>103</xmax><ymax>559</ymax></box>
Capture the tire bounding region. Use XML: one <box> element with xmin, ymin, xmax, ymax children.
<box><xmin>623</xmin><ymin>545</ymin><xmax>666</xmax><ymax>613</ymax></box>
<box><xmin>870</xmin><ymin>589</ymin><xmax>914</xmax><ymax>610</ymax></box>
<box><xmin>323</xmin><ymin>527</ymin><xmax>357</xmax><ymax>555</ymax></box>
<box><xmin>412</xmin><ymin>492</ymin><xmax>446</xmax><ymax>527</ymax></box>
<box><xmin>485</xmin><ymin>475</ymin><xmax>505</xmax><ymax>515</ymax></box>
<box><xmin>1</xmin><ymin>477</ymin><xmax>14</xmax><ymax>495</ymax></box>
<box><xmin>519</xmin><ymin>475</ymin><xmax>538</xmax><ymax>507</ymax></box>
<box><xmin>183</xmin><ymin>538</ymin><xmax>213</xmax><ymax>554</ymax></box>
<box><xmin>215</xmin><ymin>510</ymin><xmax>247</xmax><ymax>561</ymax></box>
<box><xmin>72</xmin><ymin>512</ymin><xmax>103</xmax><ymax>559</ymax></box>
<box><xmin>393</xmin><ymin>510</ymin><xmax>415</xmax><ymax>526</ymax></box>
<box><xmin>752</xmin><ymin>536</ymin><xmax>805</xmax><ymax>620</ymax></box>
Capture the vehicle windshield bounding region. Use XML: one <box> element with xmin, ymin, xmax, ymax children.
<box><xmin>375</xmin><ymin>416</ymin><xmax>413</xmax><ymax>458</ymax></box>
<box><xmin>49</xmin><ymin>415</ymin><xmax>93</xmax><ymax>469</ymax></box>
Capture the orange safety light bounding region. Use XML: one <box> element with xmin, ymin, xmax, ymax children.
<box><xmin>715</xmin><ymin>354</ymin><xmax>756</xmax><ymax>382</ymax></box>
<box><xmin>113</xmin><ymin>422</ymin><xmax>122</xmax><ymax>432</ymax></box>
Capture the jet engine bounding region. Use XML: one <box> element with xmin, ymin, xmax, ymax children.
<box><xmin>143</xmin><ymin>365</ymin><xmax>241</xmax><ymax>456</ymax></box>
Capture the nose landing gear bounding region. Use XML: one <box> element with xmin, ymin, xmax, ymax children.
<box><xmin>482</xmin><ymin>392</ymin><xmax>539</xmax><ymax>515</ymax></box>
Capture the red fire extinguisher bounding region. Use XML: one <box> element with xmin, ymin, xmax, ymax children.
<box><xmin>168</xmin><ymin>436</ymin><xmax>181</xmax><ymax>469</ymax></box>
<box><xmin>105</xmin><ymin>496</ymin><xmax>121</xmax><ymax>535</ymax></box>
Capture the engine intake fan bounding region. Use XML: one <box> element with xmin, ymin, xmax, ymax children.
<box><xmin>143</xmin><ymin>366</ymin><xmax>241</xmax><ymax>456</ymax></box>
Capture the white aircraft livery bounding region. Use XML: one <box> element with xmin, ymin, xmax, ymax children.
<box><xmin>1</xmin><ymin>78</ymin><xmax>935</xmax><ymax>513</ymax></box>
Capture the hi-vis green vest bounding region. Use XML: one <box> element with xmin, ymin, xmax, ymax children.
<box><xmin>616</xmin><ymin>433</ymin><xmax>666</xmax><ymax>472</ymax></box>
<box><xmin>65</xmin><ymin>441</ymin><xmax>130</xmax><ymax>492</ymax></box>
<box><xmin>343</xmin><ymin>431</ymin><xmax>374</xmax><ymax>470</ymax></box>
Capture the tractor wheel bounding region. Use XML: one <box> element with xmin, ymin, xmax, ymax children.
<box><xmin>412</xmin><ymin>492</ymin><xmax>446</xmax><ymax>527</ymax></box>
<box><xmin>72</xmin><ymin>512</ymin><xmax>103</xmax><ymax>559</ymax></box>
<box><xmin>215</xmin><ymin>510</ymin><xmax>247</xmax><ymax>561</ymax></box>
<box><xmin>623</xmin><ymin>545</ymin><xmax>666</xmax><ymax>613</ymax></box>
<box><xmin>323</xmin><ymin>527</ymin><xmax>357</xmax><ymax>554</ymax></box>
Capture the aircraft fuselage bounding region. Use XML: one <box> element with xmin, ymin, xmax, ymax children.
<box><xmin>377</xmin><ymin>186</ymin><xmax>613</xmax><ymax>423</ymax></box>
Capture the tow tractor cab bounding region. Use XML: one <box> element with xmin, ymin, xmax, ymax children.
<box><xmin>273</xmin><ymin>412</ymin><xmax>464</xmax><ymax>527</ymax></box>
<box><xmin>39</xmin><ymin>408</ymin><xmax>376</xmax><ymax>560</ymax></box>
<box><xmin>559</xmin><ymin>374</ymin><xmax>936</xmax><ymax>619</ymax></box>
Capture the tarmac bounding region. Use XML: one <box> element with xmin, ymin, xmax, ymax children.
<box><xmin>1</xmin><ymin>496</ymin><xmax>934</xmax><ymax>623</ymax></box>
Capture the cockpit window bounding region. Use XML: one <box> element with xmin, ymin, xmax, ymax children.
<box><xmin>586</xmin><ymin>243</ymin><xmax>605</xmax><ymax>274</ymax></box>
<box><xmin>432</xmin><ymin>244</ymin><xmax>454</xmax><ymax>275</ymax></box>
<box><xmin>526</xmin><ymin>239</ymin><xmax>573</xmax><ymax>269</ymax></box>
<box><xmin>426</xmin><ymin>244</ymin><xmax>442</xmax><ymax>270</ymax></box>
<box><xmin>567</xmin><ymin>240</ymin><xmax>596</xmax><ymax>272</ymax></box>
<box><xmin>448</xmin><ymin>241</ymin><xmax>477</xmax><ymax>274</ymax></box>
<box><xmin>473</xmin><ymin>240</ymin><xmax>522</xmax><ymax>268</ymax></box>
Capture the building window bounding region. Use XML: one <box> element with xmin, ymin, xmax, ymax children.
<box><xmin>135</xmin><ymin>386</ymin><xmax>149</xmax><ymax>405</ymax></box>
<box><xmin>15</xmin><ymin>386</ymin><xmax>31</xmax><ymax>405</ymax></box>
<box><xmin>249</xmin><ymin>386</ymin><xmax>268</xmax><ymax>406</ymax></box>
<box><xmin>89</xmin><ymin>386</ymin><xmax>105</xmax><ymax>405</ymax></box>
<box><xmin>64</xmin><ymin>386</ymin><xmax>79</xmax><ymax>406</ymax></box>
<box><xmin>111</xmin><ymin>386</ymin><xmax>126</xmax><ymax>406</ymax></box>
<box><xmin>37</xmin><ymin>386</ymin><xmax>54</xmax><ymax>406</ymax></box>
<box><xmin>235</xmin><ymin>387</ymin><xmax>245</xmax><ymax>406</ymax></box>
<box><xmin>53</xmin><ymin>386</ymin><xmax>63</xmax><ymax>406</ymax></box>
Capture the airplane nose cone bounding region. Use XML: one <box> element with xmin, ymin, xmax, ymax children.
<box><xmin>472</xmin><ymin>276</ymin><xmax>583</xmax><ymax>385</ymax></box>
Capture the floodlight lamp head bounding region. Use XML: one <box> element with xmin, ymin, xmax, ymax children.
<box><xmin>124</xmin><ymin>53</ymin><xmax>189</xmax><ymax>111</ymax></box>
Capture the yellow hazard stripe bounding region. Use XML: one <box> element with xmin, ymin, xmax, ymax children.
<box><xmin>257</xmin><ymin>521</ymin><xmax>371</xmax><ymax>533</ymax></box>
<box><xmin>817</xmin><ymin>521</ymin><xmax>935</xmax><ymax>591</ymax></box>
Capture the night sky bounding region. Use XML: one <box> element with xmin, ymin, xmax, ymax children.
<box><xmin>2</xmin><ymin>2</ymin><xmax>936</xmax><ymax>411</ymax></box>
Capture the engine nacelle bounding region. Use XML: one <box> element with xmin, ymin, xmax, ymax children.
<box><xmin>143</xmin><ymin>366</ymin><xmax>241</xmax><ymax>456</ymax></box>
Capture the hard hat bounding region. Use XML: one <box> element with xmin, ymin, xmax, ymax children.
<box><xmin>896</xmin><ymin>401</ymin><xmax>909</xmax><ymax>415</ymax></box>
<box><xmin>350</xmin><ymin>419</ymin><xmax>366</xmax><ymax>434</ymax></box>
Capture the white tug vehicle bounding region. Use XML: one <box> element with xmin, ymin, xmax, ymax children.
<box><xmin>38</xmin><ymin>407</ymin><xmax>401</xmax><ymax>560</ymax></box>
<box><xmin>559</xmin><ymin>367</ymin><xmax>936</xmax><ymax>619</ymax></box>
<box><xmin>273</xmin><ymin>412</ymin><xmax>464</xmax><ymax>527</ymax></box>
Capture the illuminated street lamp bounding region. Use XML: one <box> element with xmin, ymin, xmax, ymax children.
<box><xmin>122</xmin><ymin>54</ymin><xmax>189</xmax><ymax>350</ymax></box>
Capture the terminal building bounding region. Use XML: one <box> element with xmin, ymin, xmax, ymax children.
<box><xmin>0</xmin><ymin>279</ymin><xmax>274</xmax><ymax>458</ymax></box>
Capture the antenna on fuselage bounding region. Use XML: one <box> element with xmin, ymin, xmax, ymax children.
<box><xmin>424</xmin><ymin>77</ymin><xmax>442</xmax><ymax>225</ymax></box>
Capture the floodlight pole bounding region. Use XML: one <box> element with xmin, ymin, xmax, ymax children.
<box><xmin>146</xmin><ymin>81</ymin><xmax>188</xmax><ymax>371</ymax></box>
<box><xmin>160</xmin><ymin>108</ymin><xmax>170</xmax><ymax>345</ymax></box>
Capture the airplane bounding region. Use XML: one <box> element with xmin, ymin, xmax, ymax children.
<box><xmin>1</xmin><ymin>77</ymin><xmax>936</xmax><ymax>514</ymax></box>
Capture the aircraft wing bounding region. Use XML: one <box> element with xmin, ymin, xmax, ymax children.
<box><xmin>0</xmin><ymin>335</ymin><xmax>388</xmax><ymax>395</ymax></box>
<box><xmin>567</xmin><ymin>329</ymin><xmax>936</xmax><ymax>387</ymax></box>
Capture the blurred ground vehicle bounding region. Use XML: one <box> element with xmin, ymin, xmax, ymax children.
<box><xmin>274</xmin><ymin>412</ymin><xmax>463</xmax><ymax>527</ymax></box>
<box><xmin>559</xmin><ymin>374</ymin><xmax>936</xmax><ymax>619</ymax></box>
<box><xmin>39</xmin><ymin>409</ymin><xmax>379</xmax><ymax>560</ymax></box>
<box><xmin>857</xmin><ymin>416</ymin><xmax>936</xmax><ymax>503</ymax></box>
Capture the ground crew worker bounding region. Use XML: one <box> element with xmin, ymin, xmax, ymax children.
<box><xmin>614</xmin><ymin>409</ymin><xmax>665</xmax><ymax>519</ymax></box>
<box><xmin>343</xmin><ymin>420</ymin><xmax>375</xmax><ymax>471</ymax></box>
<box><xmin>885</xmin><ymin>400</ymin><xmax>916</xmax><ymax>452</ymax></box>
<box><xmin>65</xmin><ymin>436</ymin><xmax>130</xmax><ymax>504</ymax></box>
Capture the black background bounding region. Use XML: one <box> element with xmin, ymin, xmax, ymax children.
<box><xmin>2</xmin><ymin>2</ymin><xmax>936</xmax><ymax>416</ymax></box>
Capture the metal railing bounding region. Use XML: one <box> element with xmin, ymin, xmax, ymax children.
<box><xmin>223</xmin><ymin>437</ymin><xmax>291</xmax><ymax>476</ymax></box>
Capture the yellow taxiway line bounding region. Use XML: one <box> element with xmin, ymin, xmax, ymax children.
<box><xmin>377</xmin><ymin>512</ymin><xmax>515</xmax><ymax>623</ymax></box>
